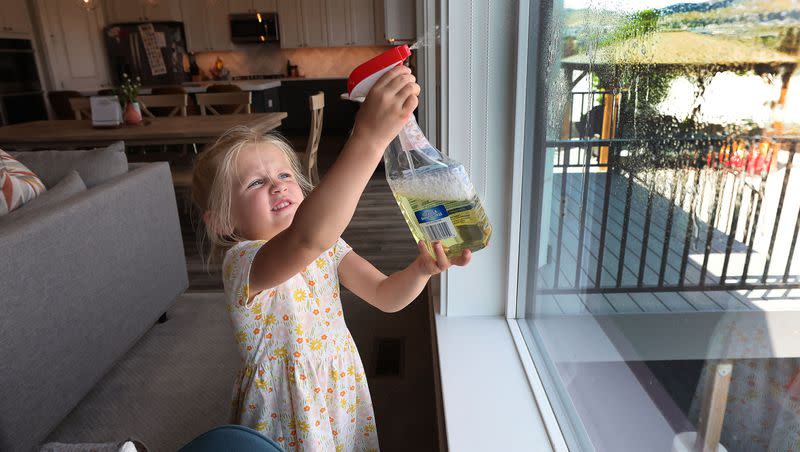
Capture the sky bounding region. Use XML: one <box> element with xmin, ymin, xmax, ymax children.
<box><xmin>563</xmin><ymin>0</ymin><xmax>709</xmax><ymax>11</ymax></box>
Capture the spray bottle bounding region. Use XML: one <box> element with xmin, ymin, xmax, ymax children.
<box><xmin>346</xmin><ymin>45</ymin><xmax>492</xmax><ymax>259</ymax></box>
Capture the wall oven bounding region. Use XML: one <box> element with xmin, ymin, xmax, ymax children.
<box><xmin>0</xmin><ymin>38</ymin><xmax>47</xmax><ymax>126</ymax></box>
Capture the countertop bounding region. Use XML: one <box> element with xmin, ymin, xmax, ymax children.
<box><xmin>78</xmin><ymin>76</ymin><xmax>347</xmax><ymax>97</ymax></box>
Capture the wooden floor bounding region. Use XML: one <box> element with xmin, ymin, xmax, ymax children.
<box><xmin>538</xmin><ymin>168</ymin><xmax>800</xmax><ymax>315</ymax></box>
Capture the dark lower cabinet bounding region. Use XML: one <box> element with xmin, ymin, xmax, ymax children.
<box><xmin>251</xmin><ymin>87</ymin><xmax>281</xmax><ymax>113</ymax></box>
<box><xmin>278</xmin><ymin>79</ymin><xmax>358</xmax><ymax>134</ymax></box>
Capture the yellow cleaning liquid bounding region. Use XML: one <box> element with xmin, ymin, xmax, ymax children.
<box><xmin>384</xmin><ymin>116</ymin><xmax>492</xmax><ymax>260</ymax></box>
<box><xmin>392</xmin><ymin>192</ymin><xmax>492</xmax><ymax>259</ymax></box>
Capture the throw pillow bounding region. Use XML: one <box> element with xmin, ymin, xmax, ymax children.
<box><xmin>0</xmin><ymin>149</ymin><xmax>46</xmax><ymax>215</ymax></box>
<box><xmin>0</xmin><ymin>171</ymin><xmax>85</xmax><ymax>228</ymax></box>
<box><xmin>12</xmin><ymin>141</ymin><xmax>128</xmax><ymax>188</ymax></box>
<box><xmin>14</xmin><ymin>170</ymin><xmax>85</xmax><ymax>214</ymax></box>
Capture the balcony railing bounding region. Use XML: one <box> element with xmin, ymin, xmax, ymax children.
<box><xmin>539</xmin><ymin>135</ymin><xmax>800</xmax><ymax>296</ymax></box>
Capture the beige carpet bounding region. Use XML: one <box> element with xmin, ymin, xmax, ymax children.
<box><xmin>45</xmin><ymin>292</ymin><xmax>240</xmax><ymax>452</ymax></box>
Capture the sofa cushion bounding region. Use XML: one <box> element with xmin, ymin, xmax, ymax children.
<box><xmin>12</xmin><ymin>141</ymin><xmax>127</xmax><ymax>188</ymax></box>
<box><xmin>0</xmin><ymin>170</ymin><xmax>86</xmax><ymax>227</ymax></box>
<box><xmin>0</xmin><ymin>149</ymin><xmax>47</xmax><ymax>215</ymax></box>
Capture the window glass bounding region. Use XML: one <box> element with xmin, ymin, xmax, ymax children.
<box><xmin>520</xmin><ymin>1</ymin><xmax>800</xmax><ymax>450</ymax></box>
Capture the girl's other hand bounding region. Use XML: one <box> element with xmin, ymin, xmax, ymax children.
<box><xmin>414</xmin><ymin>240</ymin><xmax>472</xmax><ymax>276</ymax></box>
<box><xmin>352</xmin><ymin>65</ymin><xmax>420</xmax><ymax>151</ymax></box>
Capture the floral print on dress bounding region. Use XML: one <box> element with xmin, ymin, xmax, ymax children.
<box><xmin>223</xmin><ymin>238</ymin><xmax>380</xmax><ymax>452</ymax></box>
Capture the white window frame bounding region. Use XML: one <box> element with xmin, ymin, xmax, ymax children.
<box><xmin>431</xmin><ymin>0</ymin><xmax>570</xmax><ymax>450</ymax></box>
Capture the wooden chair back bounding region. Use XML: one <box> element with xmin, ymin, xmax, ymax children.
<box><xmin>47</xmin><ymin>90</ymin><xmax>82</xmax><ymax>120</ymax></box>
<box><xmin>195</xmin><ymin>92</ymin><xmax>252</xmax><ymax>116</ymax></box>
<box><xmin>68</xmin><ymin>97</ymin><xmax>91</xmax><ymax>120</ymax></box>
<box><xmin>305</xmin><ymin>91</ymin><xmax>325</xmax><ymax>184</ymax></box>
<box><xmin>206</xmin><ymin>84</ymin><xmax>242</xmax><ymax>93</ymax></box>
<box><xmin>137</xmin><ymin>93</ymin><xmax>188</xmax><ymax>118</ymax></box>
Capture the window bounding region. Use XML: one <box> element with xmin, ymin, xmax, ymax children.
<box><xmin>516</xmin><ymin>1</ymin><xmax>800</xmax><ymax>450</ymax></box>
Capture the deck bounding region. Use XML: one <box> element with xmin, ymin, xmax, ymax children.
<box><xmin>536</xmin><ymin>144</ymin><xmax>800</xmax><ymax>315</ymax></box>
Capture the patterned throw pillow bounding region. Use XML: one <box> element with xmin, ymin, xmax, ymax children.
<box><xmin>0</xmin><ymin>149</ymin><xmax>46</xmax><ymax>215</ymax></box>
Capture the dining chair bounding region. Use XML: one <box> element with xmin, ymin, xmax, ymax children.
<box><xmin>300</xmin><ymin>91</ymin><xmax>325</xmax><ymax>185</ymax></box>
<box><xmin>152</xmin><ymin>85</ymin><xmax>197</xmax><ymax>115</ymax></box>
<box><xmin>137</xmin><ymin>93</ymin><xmax>188</xmax><ymax>118</ymax></box>
<box><xmin>195</xmin><ymin>92</ymin><xmax>252</xmax><ymax>116</ymax></box>
<box><xmin>67</xmin><ymin>97</ymin><xmax>91</xmax><ymax>120</ymax></box>
<box><xmin>201</xmin><ymin>84</ymin><xmax>248</xmax><ymax>115</ymax></box>
<box><xmin>47</xmin><ymin>90</ymin><xmax>82</xmax><ymax>120</ymax></box>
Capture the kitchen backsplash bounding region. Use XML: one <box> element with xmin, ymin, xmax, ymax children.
<box><xmin>192</xmin><ymin>45</ymin><xmax>390</xmax><ymax>78</ymax></box>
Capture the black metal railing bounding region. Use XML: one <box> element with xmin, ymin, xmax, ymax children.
<box><xmin>539</xmin><ymin>135</ymin><xmax>800</xmax><ymax>295</ymax></box>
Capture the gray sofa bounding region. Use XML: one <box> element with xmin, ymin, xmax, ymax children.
<box><xmin>0</xmin><ymin>143</ymin><xmax>189</xmax><ymax>452</ymax></box>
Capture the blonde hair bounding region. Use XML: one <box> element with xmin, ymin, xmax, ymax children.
<box><xmin>191</xmin><ymin>126</ymin><xmax>313</xmax><ymax>267</ymax></box>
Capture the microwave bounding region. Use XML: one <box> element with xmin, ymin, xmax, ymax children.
<box><xmin>230</xmin><ymin>13</ymin><xmax>279</xmax><ymax>44</ymax></box>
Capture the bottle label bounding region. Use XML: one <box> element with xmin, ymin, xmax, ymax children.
<box><xmin>415</xmin><ymin>205</ymin><xmax>457</xmax><ymax>241</ymax></box>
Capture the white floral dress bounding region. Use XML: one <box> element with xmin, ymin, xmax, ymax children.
<box><xmin>222</xmin><ymin>238</ymin><xmax>380</xmax><ymax>452</ymax></box>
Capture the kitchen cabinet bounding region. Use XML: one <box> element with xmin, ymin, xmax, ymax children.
<box><xmin>349</xmin><ymin>0</ymin><xmax>376</xmax><ymax>45</ymax></box>
<box><xmin>35</xmin><ymin>0</ymin><xmax>111</xmax><ymax>90</ymax></box>
<box><xmin>383</xmin><ymin>0</ymin><xmax>415</xmax><ymax>43</ymax></box>
<box><xmin>229</xmin><ymin>0</ymin><xmax>277</xmax><ymax>14</ymax></box>
<box><xmin>0</xmin><ymin>0</ymin><xmax>33</xmax><ymax>37</ymax></box>
<box><xmin>279</xmin><ymin>79</ymin><xmax>355</xmax><ymax>133</ymax></box>
<box><xmin>180</xmin><ymin>0</ymin><xmax>233</xmax><ymax>52</ymax></box>
<box><xmin>251</xmin><ymin>86</ymin><xmax>281</xmax><ymax>113</ymax></box>
<box><xmin>277</xmin><ymin>0</ymin><xmax>327</xmax><ymax>48</ymax></box>
<box><xmin>325</xmin><ymin>0</ymin><xmax>349</xmax><ymax>47</ymax></box>
<box><xmin>326</xmin><ymin>0</ymin><xmax>375</xmax><ymax>47</ymax></box>
<box><xmin>105</xmin><ymin>0</ymin><xmax>183</xmax><ymax>23</ymax></box>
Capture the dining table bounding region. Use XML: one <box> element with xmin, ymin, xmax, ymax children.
<box><xmin>0</xmin><ymin>112</ymin><xmax>288</xmax><ymax>149</ymax></box>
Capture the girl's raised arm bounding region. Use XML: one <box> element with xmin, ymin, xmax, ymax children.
<box><xmin>248</xmin><ymin>66</ymin><xmax>420</xmax><ymax>294</ymax></box>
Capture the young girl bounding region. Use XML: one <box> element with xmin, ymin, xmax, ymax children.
<box><xmin>191</xmin><ymin>66</ymin><xmax>471</xmax><ymax>451</ymax></box>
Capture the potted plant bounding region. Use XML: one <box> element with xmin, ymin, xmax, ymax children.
<box><xmin>118</xmin><ymin>73</ymin><xmax>142</xmax><ymax>125</ymax></box>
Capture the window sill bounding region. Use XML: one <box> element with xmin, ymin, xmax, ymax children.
<box><xmin>434</xmin><ymin>315</ymin><xmax>554</xmax><ymax>451</ymax></box>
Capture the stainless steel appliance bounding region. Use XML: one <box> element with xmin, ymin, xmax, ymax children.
<box><xmin>103</xmin><ymin>22</ymin><xmax>188</xmax><ymax>86</ymax></box>
<box><xmin>0</xmin><ymin>38</ymin><xmax>47</xmax><ymax>125</ymax></box>
<box><xmin>230</xmin><ymin>13</ymin><xmax>279</xmax><ymax>44</ymax></box>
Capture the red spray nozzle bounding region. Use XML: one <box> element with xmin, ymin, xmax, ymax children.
<box><xmin>347</xmin><ymin>45</ymin><xmax>411</xmax><ymax>99</ymax></box>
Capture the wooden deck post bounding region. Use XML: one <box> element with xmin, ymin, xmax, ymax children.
<box><xmin>561</xmin><ymin>68</ymin><xmax>575</xmax><ymax>140</ymax></box>
<box><xmin>599</xmin><ymin>93</ymin><xmax>621</xmax><ymax>168</ymax></box>
<box><xmin>694</xmin><ymin>360</ymin><xmax>733</xmax><ymax>452</ymax></box>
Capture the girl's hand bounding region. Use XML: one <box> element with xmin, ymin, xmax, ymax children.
<box><xmin>352</xmin><ymin>65</ymin><xmax>420</xmax><ymax>151</ymax></box>
<box><xmin>413</xmin><ymin>240</ymin><xmax>472</xmax><ymax>276</ymax></box>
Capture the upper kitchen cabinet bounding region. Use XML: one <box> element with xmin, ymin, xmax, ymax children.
<box><xmin>382</xmin><ymin>0</ymin><xmax>415</xmax><ymax>43</ymax></box>
<box><xmin>326</xmin><ymin>0</ymin><xmax>375</xmax><ymax>47</ymax></box>
<box><xmin>277</xmin><ymin>0</ymin><xmax>327</xmax><ymax>48</ymax></box>
<box><xmin>229</xmin><ymin>0</ymin><xmax>277</xmax><ymax>14</ymax></box>
<box><xmin>181</xmin><ymin>0</ymin><xmax>233</xmax><ymax>52</ymax></box>
<box><xmin>348</xmin><ymin>0</ymin><xmax>375</xmax><ymax>45</ymax></box>
<box><xmin>325</xmin><ymin>0</ymin><xmax>348</xmax><ymax>47</ymax></box>
<box><xmin>0</xmin><ymin>0</ymin><xmax>34</xmax><ymax>38</ymax></box>
<box><xmin>35</xmin><ymin>0</ymin><xmax>111</xmax><ymax>90</ymax></box>
<box><xmin>105</xmin><ymin>0</ymin><xmax>183</xmax><ymax>23</ymax></box>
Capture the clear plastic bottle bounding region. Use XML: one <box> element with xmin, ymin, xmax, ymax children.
<box><xmin>384</xmin><ymin>115</ymin><xmax>492</xmax><ymax>259</ymax></box>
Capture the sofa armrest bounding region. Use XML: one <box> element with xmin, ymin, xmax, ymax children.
<box><xmin>0</xmin><ymin>162</ymin><xmax>188</xmax><ymax>452</ymax></box>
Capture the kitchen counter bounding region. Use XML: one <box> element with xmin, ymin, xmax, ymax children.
<box><xmin>78</xmin><ymin>77</ymin><xmax>349</xmax><ymax>97</ymax></box>
<box><xmin>178</xmin><ymin>79</ymin><xmax>282</xmax><ymax>93</ymax></box>
<box><xmin>77</xmin><ymin>79</ymin><xmax>282</xmax><ymax>96</ymax></box>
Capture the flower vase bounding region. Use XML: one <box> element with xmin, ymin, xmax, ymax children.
<box><xmin>124</xmin><ymin>101</ymin><xmax>142</xmax><ymax>125</ymax></box>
